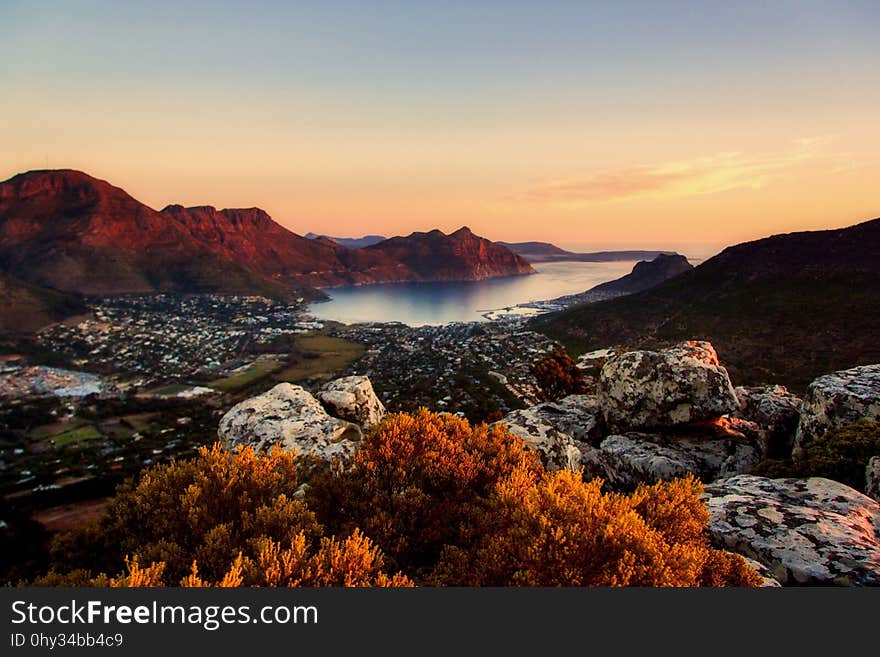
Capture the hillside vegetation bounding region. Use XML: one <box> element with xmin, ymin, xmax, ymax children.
<box><xmin>535</xmin><ymin>218</ymin><xmax>880</xmax><ymax>391</ymax></box>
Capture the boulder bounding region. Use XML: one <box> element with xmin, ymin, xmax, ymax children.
<box><xmin>496</xmin><ymin>395</ymin><xmax>604</xmax><ymax>472</ymax></box>
<box><xmin>316</xmin><ymin>375</ymin><xmax>385</xmax><ymax>427</ymax></box>
<box><xmin>583</xmin><ymin>435</ymin><xmax>696</xmax><ymax>490</ymax></box>
<box><xmin>528</xmin><ymin>394</ymin><xmax>604</xmax><ymax>444</ymax></box>
<box><xmin>598</xmin><ymin>341</ymin><xmax>739</xmax><ymax>432</ymax></box>
<box><xmin>703</xmin><ymin>475</ymin><xmax>880</xmax><ymax>586</ymax></box>
<box><xmin>584</xmin><ymin>431</ymin><xmax>759</xmax><ymax>490</ymax></box>
<box><xmin>495</xmin><ymin>407</ymin><xmax>582</xmax><ymax>472</ymax></box>
<box><xmin>576</xmin><ymin>348</ymin><xmax>617</xmax><ymax>371</ymax></box>
<box><xmin>794</xmin><ymin>364</ymin><xmax>880</xmax><ymax>452</ymax></box>
<box><xmin>733</xmin><ymin>385</ymin><xmax>802</xmax><ymax>458</ymax></box>
<box><xmin>867</xmin><ymin>457</ymin><xmax>880</xmax><ymax>503</ymax></box>
<box><xmin>219</xmin><ymin>382</ymin><xmax>362</xmax><ymax>462</ymax></box>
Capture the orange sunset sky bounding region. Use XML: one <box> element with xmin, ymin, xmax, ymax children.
<box><xmin>3</xmin><ymin>1</ymin><xmax>878</xmax><ymax>255</ymax></box>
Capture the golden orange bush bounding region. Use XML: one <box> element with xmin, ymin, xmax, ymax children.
<box><xmin>306</xmin><ymin>408</ymin><xmax>543</xmax><ymax>575</ymax></box>
<box><xmin>35</xmin><ymin>410</ymin><xmax>758</xmax><ymax>588</ymax></box>
<box><xmin>436</xmin><ymin>469</ymin><xmax>761</xmax><ymax>587</ymax></box>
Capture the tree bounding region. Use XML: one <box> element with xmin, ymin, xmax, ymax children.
<box><xmin>531</xmin><ymin>348</ymin><xmax>590</xmax><ymax>401</ymax></box>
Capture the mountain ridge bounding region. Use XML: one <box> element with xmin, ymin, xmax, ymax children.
<box><xmin>366</xmin><ymin>226</ymin><xmax>535</xmax><ymax>281</ymax></box>
<box><xmin>306</xmin><ymin>233</ymin><xmax>387</xmax><ymax>249</ymax></box>
<box><xmin>499</xmin><ymin>240</ymin><xmax>678</xmax><ymax>263</ymax></box>
<box><xmin>0</xmin><ymin>170</ymin><xmax>533</xmax><ymax>301</ymax></box>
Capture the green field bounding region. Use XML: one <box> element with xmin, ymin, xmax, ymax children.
<box><xmin>148</xmin><ymin>383</ymin><xmax>192</xmax><ymax>396</ymax></box>
<box><xmin>28</xmin><ymin>418</ymin><xmax>90</xmax><ymax>441</ymax></box>
<box><xmin>52</xmin><ymin>425</ymin><xmax>102</xmax><ymax>447</ymax></box>
<box><xmin>206</xmin><ymin>359</ymin><xmax>282</xmax><ymax>392</ymax></box>
<box><xmin>274</xmin><ymin>334</ymin><xmax>365</xmax><ymax>383</ymax></box>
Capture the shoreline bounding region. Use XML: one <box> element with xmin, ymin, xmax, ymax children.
<box><xmin>307</xmin><ymin>261</ymin><xmax>641</xmax><ymax>327</ymax></box>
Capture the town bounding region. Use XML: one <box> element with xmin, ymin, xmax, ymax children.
<box><xmin>1</xmin><ymin>294</ymin><xmax>561</xmax><ymax>511</ymax></box>
<box><xmin>337</xmin><ymin>321</ymin><xmax>559</xmax><ymax>419</ymax></box>
<box><xmin>34</xmin><ymin>294</ymin><xmax>317</xmax><ymax>384</ymax></box>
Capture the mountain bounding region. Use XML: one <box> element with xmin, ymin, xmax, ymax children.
<box><xmin>0</xmin><ymin>170</ymin><xmax>533</xmax><ymax>305</ymax></box>
<box><xmin>366</xmin><ymin>227</ymin><xmax>535</xmax><ymax>281</ymax></box>
<box><xmin>0</xmin><ymin>273</ymin><xmax>86</xmax><ymax>334</ymax></box>
<box><xmin>537</xmin><ymin>254</ymin><xmax>694</xmax><ymax>309</ymax></box>
<box><xmin>0</xmin><ymin>170</ymin><xmax>298</xmax><ymax>299</ymax></box>
<box><xmin>497</xmin><ymin>241</ymin><xmax>571</xmax><ymax>258</ymax></box>
<box><xmin>305</xmin><ymin>233</ymin><xmax>387</xmax><ymax>249</ymax></box>
<box><xmin>590</xmin><ymin>254</ymin><xmax>693</xmax><ymax>296</ymax></box>
<box><xmin>499</xmin><ymin>241</ymin><xmax>677</xmax><ymax>263</ymax></box>
<box><xmin>534</xmin><ymin>218</ymin><xmax>880</xmax><ymax>390</ymax></box>
<box><xmin>159</xmin><ymin>205</ymin><xmax>411</xmax><ymax>289</ymax></box>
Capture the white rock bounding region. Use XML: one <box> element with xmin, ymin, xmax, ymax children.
<box><xmin>488</xmin><ymin>371</ymin><xmax>508</xmax><ymax>385</ymax></box>
<box><xmin>733</xmin><ymin>385</ymin><xmax>802</xmax><ymax>457</ymax></box>
<box><xmin>703</xmin><ymin>474</ymin><xmax>880</xmax><ymax>586</ymax></box>
<box><xmin>583</xmin><ymin>432</ymin><xmax>759</xmax><ymax>490</ymax></box>
<box><xmin>533</xmin><ymin>394</ymin><xmax>604</xmax><ymax>444</ymax></box>
<box><xmin>576</xmin><ymin>348</ymin><xmax>617</xmax><ymax>370</ymax></box>
<box><xmin>794</xmin><ymin>364</ymin><xmax>880</xmax><ymax>452</ymax></box>
<box><xmin>494</xmin><ymin>395</ymin><xmax>605</xmax><ymax>472</ymax></box>
<box><xmin>219</xmin><ymin>382</ymin><xmax>362</xmax><ymax>462</ymax></box>
<box><xmin>495</xmin><ymin>408</ymin><xmax>582</xmax><ymax>472</ymax></box>
<box><xmin>598</xmin><ymin>341</ymin><xmax>740</xmax><ymax>432</ymax></box>
<box><xmin>316</xmin><ymin>375</ymin><xmax>385</xmax><ymax>427</ymax></box>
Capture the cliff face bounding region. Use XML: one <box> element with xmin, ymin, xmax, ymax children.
<box><xmin>0</xmin><ymin>170</ymin><xmax>533</xmax><ymax>299</ymax></box>
<box><xmin>366</xmin><ymin>227</ymin><xmax>535</xmax><ymax>281</ymax></box>
<box><xmin>0</xmin><ymin>169</ymin><xmax>275</xmax><ymax>297</ymax></box>
<box><xmin>159</xmin><ymin>204</ymin><xmax>416</xmax><ymax>288</ymax></box>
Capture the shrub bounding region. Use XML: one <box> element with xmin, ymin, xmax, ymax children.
<box><xmin>36</xmin><ymin>411</ymin><xmax>759</xmax><ymax>587</ymax></box>
<box><xmin>38</xmin><ymin>444</ymin><xmax>407</xmax><ymax>587</ymax></box>
<box><xmin>306</xmin><ymin>408</ymin><xmax>543</xmax><ymax>577</ymax></box>
<box><xmin>750</xmin><ymin>420</ymin><xmax>880</xmax><ymax>491</ymax></box>
<box><xmin>531</xmin><ymin>348</ymin><xmax>590</xmax><ymax>401</ymax></box>
<box><xmin>435</xmin><ymin>470</ymin><xmax>760</xmax><ymax>587</ymax></box>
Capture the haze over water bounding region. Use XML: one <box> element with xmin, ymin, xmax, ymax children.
<box><xmin>310</xmin><ymin>261</ymin><xmax>643</xmax><ymax>326</ymax></box>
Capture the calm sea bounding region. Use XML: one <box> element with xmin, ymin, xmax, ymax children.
<box><xmin>308</xmin><ymin>261</ymin><xmax>646</xmax><ymax>326</ymax></box>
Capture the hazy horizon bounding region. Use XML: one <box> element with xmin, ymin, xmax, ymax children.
<box><xmin>4</xmin><ymin>1</ymin><xmax>878</xmax><ymax>250</ymax></box>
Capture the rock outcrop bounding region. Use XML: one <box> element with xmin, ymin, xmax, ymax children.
<box><xmin>867</xmin><ymin>457</ymin><xmax>880</xmax><ymax>503</ymax></box>
<box><xmin>495</xmin><ymin>410</ymin><xmax>582</xmax><ymax>472</ymax></box>
<box><xmin>495</xmin><ymin>395</ymin><xmax>604</xmax><ymax>471</ymax></box>
<box><xmin>703</xmin><ymin>475</ymin><xmax>880</xmax><ymax>586</ymax></box>
<box><xmin>219</xmin><ymin>382</ymin><xmax>362</xmax><ymax>462</ymax></box>
<box><xmin>598</xmin><ymin>341</ymin><xmax>740</xmax><ymax>432</ymax></box>
<box><xmin>733</xmin><ymin>385</ymin><xmax>802</xmax><ymax>457</ymax></box>
<box><xmin>581</xmin><ymin>430</ymin><xmax>759</xmax><ymax>490</ymax></box>
<box><xmin>794</xmin><ymin>364</ymin><xmax>880</xmax><ymax>452</ymax></box>
<box><xmin>739</xmin><ymin>556</ymin><xmax>783</xmax><ymax>587</ymax></box>
<box><xmin>316</xmin><ymin>375</ymin><xmax>386</xmax><ymax>427</ymax></box>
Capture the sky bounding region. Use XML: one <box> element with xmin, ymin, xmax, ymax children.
<box><xmin>2</xmin><ymin>0</ymin><xmax>879</xmax><ymax>255</ymax></box>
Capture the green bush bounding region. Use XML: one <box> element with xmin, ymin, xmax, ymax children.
<box><xmin>750</xmin><ymin>419</ymin><xmax>880</xmax><ymax>491</ymax></box>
